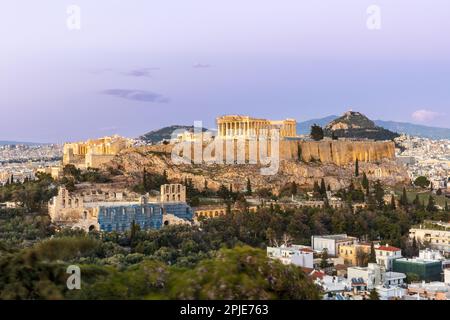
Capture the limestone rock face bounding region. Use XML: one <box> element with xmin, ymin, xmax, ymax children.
<box><xmin>107</xmin><ymin>143</ymin><xmax>409</xmax><ymax>194</ymax></box>
<box><xmin>296</xmin><ymin>140</ymin><xmax>396</xmax><ymax>165</ymax></box>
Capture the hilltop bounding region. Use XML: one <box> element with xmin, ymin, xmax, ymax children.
<box><xmin>323</xmin><ymin>111</ymin><xmax>399</xmax><ymax>141</ymax></box>
<box><xmin>139</xmin><ymin>125</ymin><xmax>208</xmax><ymax>144</ymax></box>
<box><xmin>297</xmin><ymin>114</ymin><xmax>450</xmax><ymax>140</ymax></box>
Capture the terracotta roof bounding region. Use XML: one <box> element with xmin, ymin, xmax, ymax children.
<box><xmin>334</xmin><ymin>264</ymin><xmax>348</xmax><ymax>270</ymax></box>
<box><xmin>299</xmin><ymin>248</ymin><xmax>314</xmax><ymax>253</ymax></box>
<box><xmin>376</xmin><ymin>245</ymin><xmax>401</xmax><ymax>252</ymax></box>
<box><xmin>309</xmin><ymin>270</ymin><xmax>325</xmax><ymax>280</ymax></box>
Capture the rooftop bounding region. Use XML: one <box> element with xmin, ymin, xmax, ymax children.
<box><xmin>376</xmin><ymin>245</ymin><xmax>401</xmax><ymax>252</ymax></box>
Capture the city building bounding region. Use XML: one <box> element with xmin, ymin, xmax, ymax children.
<box><xmin>48</xmin><ymin>184</ymin><xmax>194</xmax><ymax>232</ymax></box>
<box><xmin>444</xmin><ymin>269</ymin><xmax>450</xmax><ymax>285</ymax></box>
<box><xmin>393</xmin><ymin>258</ymin><xmax>443</xmax><ymax>282</ymax></box>
<box><xmin>407</xmin><ymin>282</ymin><xmax>450</xmax><ymax>300</ymax></box>
<box><xmin>311</xmin><ymin>234</ymin><xmax>357</xmax><ymax>256</ymax></box>
<box><xmin>409</xmin><ymin>221</ymin><xmax>450</xmax><ymax>252</ymax></box>
<box><xmin>375</xmin><ymin>245</ymin><xmax>402</xmax><ymax>270</ymax></box>
<box><xmin>63</xmin><ymin>135</ymin><xmax>132</xmax><ymax>169</ymax></box>
<box><xmin>338</xmin><ymin>243</ymin><xmax>371</xmax><ymax>266</ymax></box>
<box><xmin>347</xmin><ymin>263</ymin><xmax>382</xmax><ymax>290</ymax></box>
<box><xmin>267</xmin><ymin>244</ymin><xmax>314</xmax><ymax>268</ymax></box>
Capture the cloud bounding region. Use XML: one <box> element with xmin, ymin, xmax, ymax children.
<box><xmin>122</xmin><ymin>67</ymin><xmax>159</xmax><ymax>77</ymax></box>
<box><xmin>100</xmin><ymin>89</ymin><xmax>169</xmax><ymax>103</ymax></box>
<box><xmin>411</xmin><ymin>109</ymin><xmax>441</xmax><ymax>122</ymax></box>
<box><xmin>193</xmin><ymin>63</ymin><xmax>211</xmax><ymax>69</ymax></box>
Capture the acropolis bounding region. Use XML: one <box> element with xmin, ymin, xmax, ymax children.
<box><xmin>216</xmin><ymin>115</ymin><xmax>297</xmax><ymax>138</ymax></box>
<box><xmin>63</xmin><ymin>135</ymin><xmax>132</xmax><ymax>169</ymax></box>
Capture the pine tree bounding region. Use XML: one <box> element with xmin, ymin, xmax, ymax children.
<box><xmin>355</xmin><ymin>158</ymin><xmax>359</xmax><ymax>177</ymax></box>
<box><xmin>310</xmin><ymin>124</ymin><xmax>324</xmax><ymax>141</ymax></box>
<box><xmin>320</xmin><ymin>249</ymin><xmax>329</xmax><ymax>269</ymax></box>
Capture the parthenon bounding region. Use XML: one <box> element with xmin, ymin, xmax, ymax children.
<box><xmin>216</xmin><ymin>115</ymin><xmax>297</xmax><ymax>139</ymax></box>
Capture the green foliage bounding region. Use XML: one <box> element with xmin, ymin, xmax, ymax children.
<box><xmin>166</xmin><ymin>246</ymin><xmax>320</xmax><ymax>300</ymax></box>
<box><xmin>414</xmin><ymin>176</ymin><xmax>430</xmax><ymax>188</ymax></box>
<box><xmin>310</xmin><ymin>124</ymin><xmax>324</xmax><ymax>141</ymax></box>
<box><xmin>406</xmin><ymin>272</ymin><xmax>420</xmax><ymax>284</ymax></box>
<box><xmin>0</xmin><ymin>173</ymin><xmax>56</xmax><ymax>212</ymax></box>
<box><xmin>369</xmin><ymin>288</ymin><xmax>379</xmax><ymax>300</ymax></box>
<box><xmin>246</xmin><ymin>178</ymin><xmax>252</xmax><ymax>196</ymax></box>
<box><xmin>369</xmin><ymin>242</ymin><xmax>376</xmax><ymax>263</ymax></box>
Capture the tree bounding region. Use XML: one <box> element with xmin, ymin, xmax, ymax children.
<box><xmin>369</xmin><ymin>243</ymin><xmax>376</xmax><ymax>263</ymax></box>
<box><xmin>355</xmin><ymin>159</ymin><xmax>359</xmax><ymax>177</ymax></box>
<box><xmin>362</xmin><ymin>172</ymin><xmax>369</xmax><ymax>190</ymax></box>
<box><xmin>436</xmin><ymin>188</ymin><xmax>442</xmax><ymax>196</ymax></box>
<box><xmin>246</xmin><ymin>178</ymin><xmax>252</xmax><ymax>196</ymax></box>
<box><xmin>400</xmin><ymin>187</ymin><xmax>408</xmax><ymax>207</ymax></box>
<box><xmin>373</xmin><ymin>180</ymin><xmax>384</xmax><ymax>209</ymax></box>
<box><xmin>426</xmin><ymin>195</ymin><xmax>437</xmax><ymax>212</ymax></box>
<box><xmin>320</xmin><ymin>249</ymin><xmax>329</xmax><ymax>269</ymax></box>
<box><xmin>413</xmin><ymin>194</ymin><xmax>421</xmax><ymax>208</ymax></box>
<box><xmin>369</xmin><ymin>288</ymin><xmax>379</xmax><ymax>300</ymax></box>
<box><xmin>313</xmin><ymin>181</ymin><xmax>321</xmax><ymax>195</ymax></box>
<box><xmin>390</xmin><ymin>194</ymin><xmax>396</xmax><ymax>210</ymax></box>
<box><xmin>218</xmin><ymin>184</ymin><xmax>231</xmax><ymax>200</ymax></box>
<box><xmin>310</xmin><ymin>124</ymin><xmax>324</xmax><ymax>141</ymax></box>
<box><xmin>414</xmin><ymin>176</ymin><xmax>430</xmax><ymax>188</ymax></box>
<box><xmin>290</xmin><ymin>182</ymin><xmax>298</xmax><ymax>196</ymax></box>
<box><xmin>406</xmin><ymin>273</ymin><xmax>420</xmax><ymax>284</ymax></box>
<box><xmin>320</xmin><ymin>178</ymin><xmax>327</xmax><ymax>196</ymax></box>
<box><xmin>445</xmin><ymin>201</ymin><xmax>449</xmax><ymax>212</ymax></box>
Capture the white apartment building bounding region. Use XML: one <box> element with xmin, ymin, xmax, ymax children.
<box><xmin>347</xmin><ymin>263</ymin><xmax>382</xmax><ymax>290</ymax></box>
<box><xmin>267</xmin><ymin>244</ymin><xmax>314</xmax><ymax>269</ymax></box>
<box><xmin>311</xmin><ymin>234</ymin><xmax>357</xmax><ymax>257</ymax></box>
<box><xmin>375</xmin><ymin>245</ymin><xmax>402</xmax><ymax>271</ymax></box>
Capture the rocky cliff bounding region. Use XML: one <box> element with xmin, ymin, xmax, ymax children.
<box><xmin>106</xmin><ymin>143</ymin><xmax>409</xmax><ymax>194</ymax></box>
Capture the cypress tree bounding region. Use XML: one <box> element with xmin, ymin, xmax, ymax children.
<box><xmin>362</xmin><ymin>172</ymin><xmax>369</xmax><ymax>190</ymax></box>
<box><xmin>390</xmin><ymin>194</ymin><xmax>396</xmax><ymax>210</ymax></box>
<box><xmin>320</xmin><ymin>178</ymin><xmax>326</xmax><ymax>195</ymax></box>
<box><xmin>246</xmin><ymin>178</ymin><xmax>252</xmax><ymax>196</ymax></box>
<box><xmin>426</xmin><ymin>195</ymin><xmax>437</xmax><ymax>212</ymax></box>
<box><xmin>400</xmin><ymin>187</ymin><xmax>408</xmax><ymax>207</ymax></box>
<box><xmin>355</xmin><ymin>158</ymin><xmax>359</xmax><ymax>177</ymax></box>
<box><xmin>369</xmin><ymin>242</ymin><xmax>376</xmax><ymax>263</ymax></box>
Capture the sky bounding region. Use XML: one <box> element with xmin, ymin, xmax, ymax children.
<box><xmin>1</xmin><ymin>0</ymin><xmax>450</xmax><ymax>143</ymax></box>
